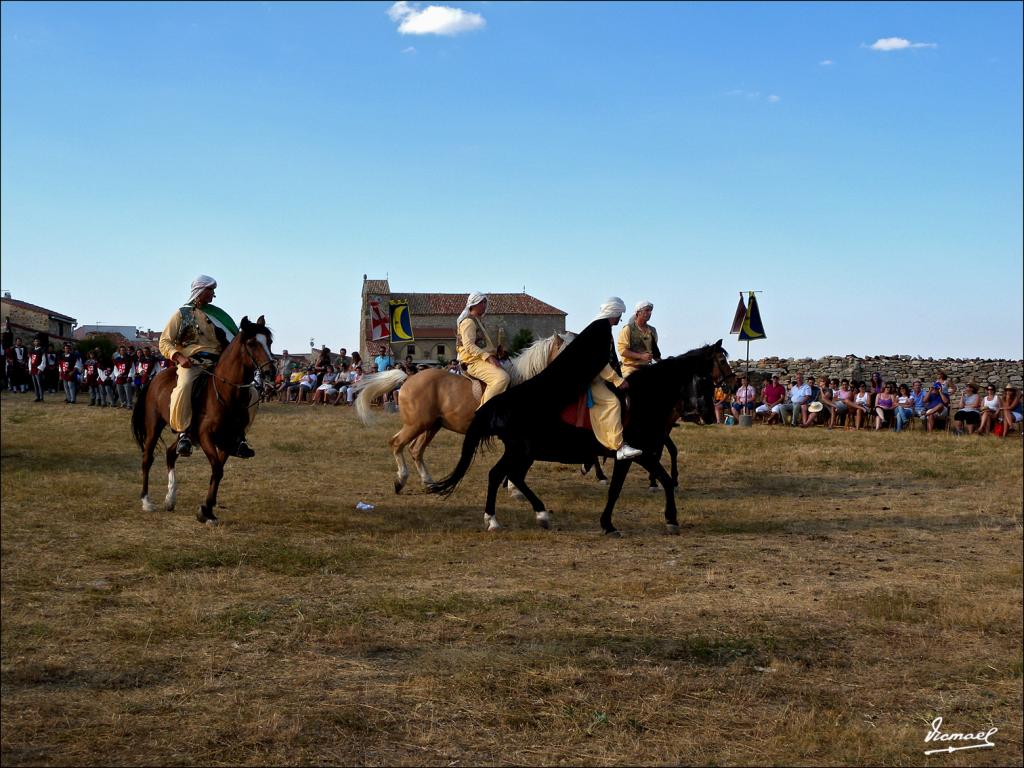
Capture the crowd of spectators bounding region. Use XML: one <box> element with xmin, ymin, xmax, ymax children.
<box><xmin>713</xmin><ymin>369</ymin><xmax>1022</xmax><ymax>438</ymax></box>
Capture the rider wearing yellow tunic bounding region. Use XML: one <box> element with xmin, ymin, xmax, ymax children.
<box><xmin>159</xmin><ymin>275</ymin><xmax>254</xmax><ymax>458</ymax></box>
<box><xmin>617</xmin><ymin>300</ymin><xmax>661</xmax><ymax>378</ymax></box>
<box><xmin>456</xmin><ymin>292</ymin><xmax>510</xmax><ymax>408</ymax></box>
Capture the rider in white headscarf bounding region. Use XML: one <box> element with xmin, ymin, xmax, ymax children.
<box><xmin>588</xmin><ymin>297</ymin><xmax>642</xmax><ymax>460</ymax></box>
<box><xmin>617</xmin><ymin>298</ymin><xmax>660</xmax><ymax>378</ymax></box>
<box><xmin>456</xmin><ymin>291</ymin><xmax>510</xmax><ymax>408</ymax></box>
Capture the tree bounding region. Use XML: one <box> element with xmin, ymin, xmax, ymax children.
<box><xmin>509</xmin><ymin>328</ymin><xmax>534</xmax><ymax>356</ymax></box>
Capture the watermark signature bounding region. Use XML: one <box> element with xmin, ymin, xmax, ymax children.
<box><xmin>923</xmin><ymin>716</ymin><xmax>998</xmax><ymax>755</ymax></box>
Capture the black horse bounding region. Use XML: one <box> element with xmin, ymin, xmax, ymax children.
<box><xmin>429</xmin><ymin>340</ymin><xmax>728</xmax><ymax>536</ymax></box>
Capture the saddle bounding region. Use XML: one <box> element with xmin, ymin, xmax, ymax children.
<box><xmin>561</xmin><ymin>391</ymin><xmax>593</xmax><ymax>430</ymax></box>
<box><xmin>464</xmin><ymin>372</ymin><xmax>486</xmax><ymax>402</ymax></box>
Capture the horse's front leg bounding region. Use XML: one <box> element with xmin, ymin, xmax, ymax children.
<box><xmin>140</xmin><ymin>425</ymin><xmax>162</xmax><ymax>512</ymax></box>
<box><xmin>196</xmin><ymin>435</ymin><xmax>227</xmax><ymax>525</ymax></box>
<box><xmin>665</xmin><ymin>435</ymin><xmax>679</xmax><ymax>490</ymax></box>
<box><xmin>637</xmin><ymin>455</ymin><xmax>679</xmax><ymax>534</ymax></box>
<box><xmin>163</xmin><ymin>443</ymin><xmax>179</xmax><ymax>511</ymax></box>
<box><xmin>600</xmin><ymin>458</ymin><xmax>632</xmax><ymax>536</ymax></box>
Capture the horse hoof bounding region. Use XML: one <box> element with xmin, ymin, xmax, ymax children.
<box><xmin>536</xmin><ymin>510</ymin><xmax>551</xmax><ymax>529</ymax></box>
<box><xmin>484</xmin><ymin>514</ymin><xmax>502</xmax><ymax>532</ymax></box>
<box><xmin>603</xmin><ymin>528</ymin><xmax>622</xmax><ymax>538</ymax></box>
<box><xmin>509</xmin><ymin>487</ymin><xmax>525</xmax><ymax>501</ymax></box>
<box><xmin>394</xmin><ymin>480</ymin><xmax>404</xmax><ymax>494</ymax></box>
<box><xmin>598</xmin><ymin>479</ymin><xmax>608</xmax><ymax>486</ymax></box>
<box><xmin>665</xmin><ymin>524</ymin><xmax>680</xmax><ymax>535</ymax></box>
<box><xmin>647</xmin><ymin>485</ymin><xmax>659</xmax><ymax>493</ymax></box>
<box><xmin>141</xmin><ymin>498</ymin><xmax>157</xmax><ymax>513</ymax></box>
<box><xmin>196</xmin><ymin>508</ymin><xmax>218</xmax><ymax>525</ymax></box>
<box><xmin>164</xmin><ymin>502</ymin><xmax>176</xmax><ymax>512</ymax></box>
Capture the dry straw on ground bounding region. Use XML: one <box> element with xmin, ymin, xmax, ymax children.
<box><xmin>1</xmin><ymin>392</ymin><xmax>1021</xmax><ymax>766</ymax></box>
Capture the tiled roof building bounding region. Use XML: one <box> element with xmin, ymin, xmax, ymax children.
<box><xmin>359</xmin><ymin>276</ymin><xmax>567</xmax><ymax>365</ymax></box>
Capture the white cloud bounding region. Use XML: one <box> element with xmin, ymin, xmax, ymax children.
<box><xmin>868</xmin><ymin>37</ymin><xmax>937</xmax><ymax>51</ymax></box>
<box><xmin>819</xmin><ymin>59</ymin><xmax>833</xmax><ymax>66</ymax></box>
<box><xmin>387</xmin><ymin>1</ymin><xmax>486</xmax><ymax>36</ymax></box>
<box><xmin>767</xmin><ymin>94</ymin><xmax>780</xmax><ymax>103</ymax></box>
<box><xmin>401</xmin><ymin>46</ymin><xmax>417</xmax><ymax>54</ymax></box>
<box><xmin>726</xmin><ymin>89</ymin><xmax>779</xmax><ymax>104</ymax></box>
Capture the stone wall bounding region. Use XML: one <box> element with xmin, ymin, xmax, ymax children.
<box><xmin>734</xmin><ymin>355</ymin><xmax>1024</xmax><ymax>390</ymax></box>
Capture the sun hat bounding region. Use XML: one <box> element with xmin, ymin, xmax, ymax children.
<box><xmin>808</xmin><ymin>401</ymin><xmax>824</xmax><ymax>413</ymax></box>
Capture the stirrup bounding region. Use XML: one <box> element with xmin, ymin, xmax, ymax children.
<box><xmin>176</xmin><ymin>434</ymin><xmax>193</xmax><ymax>457</ymax></box>
<box><xmin>234</xmin><ymin>439</ymin><xmax>255</xmax><ymax>459</ymax></box>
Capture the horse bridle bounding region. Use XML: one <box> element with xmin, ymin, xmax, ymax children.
<box><xmin>202</xmin><ymin>334</ymin><xmax>277</xmax><ymax>403</ymax></box>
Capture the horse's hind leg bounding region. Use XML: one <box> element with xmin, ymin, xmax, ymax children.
<box><xmin>409</xmin><ymin>425</ymin><xmax>441</xmax><ymax>486</ymax></box>
<box><xmin>504</xmin><ymin>458</ymin><xmax>550</xmax><ymax>529</ymax></box>
<box><xmin>389</xmin><ymin>424</ymin><xmax>424</xmax><ymax>494</ymax></box>
<box><xmin>483</xmin><ymin>454</ymin><xmax>510</xmax><ymax>531</ymax></box>
<box><xmin>600</xmin><ymin>459</ymin><xmax>632</xmax><ymax>536</ymax></box>
<box><xmin>638</xmin><ymin>455</ymin><xmax>680</xmax><ymax>534</ymax></box>
<box><xmin>140</xmin><ymin>425</ymin><xmax>162</xmax><ymax>512</ymax></box>
<box><xmin>164</xmin><ymin>443</ymin><xmax>179</xmax><ymax>511</ymax></box>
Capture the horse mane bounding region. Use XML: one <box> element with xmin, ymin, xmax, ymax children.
<box><xmin>508</xmin><ymin>332</ymin><xmax>575</xmax><ymax>386</ymax></box>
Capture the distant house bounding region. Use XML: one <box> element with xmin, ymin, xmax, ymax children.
<box><xmin>73</xmin><ymin>325</ymin><xmax>160</xmax><ymax>350</ymax></box>
<box><xmin>359</xmin><ymin>276</ymin><xmax>567</xmax><ymax>365</ymax></box>
<box><xmin>1</xmin><ymin>293</ymin><xmax>77</xmax><ymax>343</ymax></box>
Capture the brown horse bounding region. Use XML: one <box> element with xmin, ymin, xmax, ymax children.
<box><xmin>131</xmin><ymin>316</ymin><xmax>277</xmax><ymax>525</ymax></box>
<box><xmin>353</xmin><ymin>332</ymin><xmax>574</xmax><ymax>493</ymax></box>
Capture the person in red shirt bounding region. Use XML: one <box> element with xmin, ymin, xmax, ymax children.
<box><xmin>82</xmin><ymin>349</ymin><xmax>103</xmax><ymax>406</ymax></box>
<box><xmin>112</xmin><ymin>345</ymin><xmax>134</xmax><ymax>409</ymax></box>
<box><xmin>756</xmin><ymin>374</ymin><xmax>786</xmax><ymax>425</ymax></box>
<box><xmin>28</xmin><ymin>335</ymin><xmax>47</xmax><ymax>402</ymax></box>
<box><xmin>58</xmin><ymin>342</ymin><xmax>82</xmax><ymax>404</ymax></box>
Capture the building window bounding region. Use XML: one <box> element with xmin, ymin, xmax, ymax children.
<box><xmin>406</xmin><ymin>345</ymin><xmax>416</xmax><ymax>358</ymax></box>
<box><xmin>437</xmin><ymin>344</ymin><xmax>446</xmax><ymax>357</ymax></box>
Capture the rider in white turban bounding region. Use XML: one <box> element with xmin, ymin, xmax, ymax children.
<box><xmin>594</xmin><ymin>296</ymin><xmax>627</xmax><ymax>322</ymax></box>
<box><xmin>618</xmin><ymin>299</ymin><xmax>660</xmax><ymax>379</ymax></box>
<box><xmin>456</xmin><ymin>291</ymin><xmax>509</xmax><ymax>408</ymax></box>
<box><xmin>587</xmin><ymin>297</ymin><xmax>642</xmax><ymax>460</ymax></box>
<box><xmin>189</xmin><ymin>274</ymin><xmax>217</xmax><ymax>305</ymax></box>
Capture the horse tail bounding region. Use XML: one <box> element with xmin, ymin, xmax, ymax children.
<box><xmin>427</xmin><ymin>398</ymin><xmax>499</xmax><ymax>498</ymax></box>
<box><xmin>131</xmin><ymin>380</ymin><xmax>150</xmax><ymax>451</ymax></box>
<box><xmin>352</xmin><ymin>369</ymin><xmax>408</xmax><ymax>425</ymax></box>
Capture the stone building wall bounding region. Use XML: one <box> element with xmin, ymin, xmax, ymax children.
<box><xmin>734</xmin><ymin>355</ymin><xmax>1024</xmax><ymax>389</ymax></box>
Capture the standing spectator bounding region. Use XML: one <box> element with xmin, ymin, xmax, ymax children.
<box><xmin>374</xmin><ymin>344</ymin><xmax>394</xmax><ymax>373</ymax></box>
<box><xmin>99</xmin><ymin>354</ymin><xmax>116</xmax><ymax>407</ymax></box>
<box><xmin>873</xmin><ymin>383</ymin><xmax>897</xmax><ymax>430</ymax></box>
<box><xmin>133</xmin><ymin>347</ymin><xmax>156</xmax><ymax>391</ymax></box>
<box><xmin>44</xmin><ymin>343</ymin><xmax>59</xmax><ymax>394</ymax></box>
<box><xmin>58</xmin><ymin>342</ymin><xmax>82</xmax><ymax>404</ymax></box>
<box><xmin>756</xmin><ymin>374</ymin><xmax>786</xmax><ymax>425</ymax></box>
<box><xmin>952</xmin><ymin>383</ymin><xmax>982</xmax><ymax>435</ymax></box>
<box><xmin>922</xmin><ymin>382</ymin><xmax>950</xmax><ymax>432</ymax></box>
<box><xmin>28</xmin><ymin>336</ymin><xmax>47</xmax><ymax>402</ymax></box>
<box><xmin>978</xmin><ymin>385</ymin><xmax>1002</xmax><ymax>436</ymax></box>
<box><xmin>112</xmin><ymin>345</ymin><xmax>134</xmax><ymax>409</ymax></box>
<box><xmin>935</xmin><ymin>369</ymin><xmax>956</xmax><ymax>400</ymax></box>
<box><xmin>999</xmin><ymin>386</ymin><xmax>1021</xmax><ymax>438</ymax></box>
<box><xmin>8</xmin><ymin>336</ymin><xmax>28</xmax><ymax>392</ymax></box>
<box><xmin>337</xmin><ymin>347</ymin><xmax>351</xmax><ymax>369</ymax></box>
<box><xmin>731</xmin><ymin>375</ymin><xmax>756</xmax><ymax>419</ymax></box>
<box><xmin>894</xmin><ymin>384</ymin><xmax>915</xmax><ymax>432</ymax></box>
<box><xmin>867</xmin><ymin>371</ymin><xmax>884</xmax><ymax>410</ymax></box>
<box><xmin>82</xmin><ymin>349</ymin><xmax>103</xmax><ymax>406</ymax></box>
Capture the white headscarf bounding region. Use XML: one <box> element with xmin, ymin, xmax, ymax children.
<box><xmin>634</xmin><ymin>300</ymin><xmax>653</xmax><ymax>314</ymax></box>
<box><xmin>456</xmin><ymin>292</ymin><xmax>488</xmax><ymax>326</ymax></box>
<box><xmin>593</xmin><ymin>296</ymin><xmax>626</xmax><ymax>322</ymax></box>
<box><xmin>189</xmin><ymin>274</ymin><xmax>217</xmax><ymax>304</ymax></box>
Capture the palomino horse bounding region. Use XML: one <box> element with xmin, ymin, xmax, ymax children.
<box><xmin>131</xmin><ymin>316</ymin><xmax>277</xmax><ymax>525</ymax></box>
<box><xmin>430</xmin><ymin>341</ymin><xmax>727</xmax><ymax>536</ymax></box>
<box><xmin>353</xmin><ymin>332</ymin><xmax>574</xmax><ymax>493</ymax></box>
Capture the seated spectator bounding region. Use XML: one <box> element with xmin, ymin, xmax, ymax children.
<box><xmin>780</xmin><ymin>373</ymin><xmax>812</xmax><ymax>427</ymax></box>
<box><xmin>830</xmin><ymin>378</ymin><xmax>850</xmax><ymax>429</ymax></box>
<box><xmin>350</xmin><ymin>351</ymin><xmax>363</xmax><ymax>373</ymax></box>
<box><xmin>999</xmin><ymin>386</ymin><xmax>1021</xmax><ymax>438</ymax></box>
<box><xmin>311</xmin><ymin>366</ymin><xmax>339</xmax><ymax>405</ymax></box>
<box><xmin>296</xmin><ymin>368</ymin><xmax>317</xmax><ymax>404</ymax></box>
<box><xmin>894</xmin><ymin>384</ymin><xmax>915</xmax><ymax>432</ymax></box>
<box><xmin>344</xmin><ymin>363</ymin><xmax>363</xmax><ymax>405</ymax></box>
<box><xmin>978</xmin><ymin>384</ymin><xmax>1002</xmax><ymax>436</ymax></box>
<box><xmin>867</xmin><ymin>371</ymin><xmax>884</xmax><ymax>410</ymax></box>
<box><xmin>922</xmin><ymin>382</ymin><xmax>950</xmax><ymax>432</ymax></box>
<box><xmin>713</xmin><ymin>380</ymin><xmax>733</xmax><ymax>424</ymax></box>
<box><xmin>952</xmin><ymin>383</ymin><xmax>982</xmax><ymax>435</ymax></box>
<box><xmin>814</xmin><ymin>376</ymin><xmax>836</xmax><ymax>428</ymax></box>
<box><xmin>448</xmin><ymin>359</ymin><xmax>463</xmax><ymax>375</ymax></box>
<box><xmin>329</xmin><ymin>363</ymin><xmax>353</xmax><ymax>405</ymax></box>
<box><xmin>909</xmin><ymin>380</ymin><xmax>927</xmax><ymax>421</ymax></box>
<box><xmin>874</xmin><ymin>382</ymin><xmax>896</xmax><ymax>430</ymax></box>
<box><xmin>848</xmin><ymin>382</ymin><xmax>871</xmax><ymax>430</ymax></box>
<box><xmin>756</xmin><ymin>374</ymin><xmax>786</xmax><ymax>425</ymax></box>
<box><xmin>731</xmin><ymin>375</ymin><xmax>756</xmax><ymax>418</ymax></box>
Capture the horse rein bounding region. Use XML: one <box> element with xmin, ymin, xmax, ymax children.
<box><xmin>198</xmin><ymin>337</ymin><xmax>276</xmax><ymax>406</ymax></box>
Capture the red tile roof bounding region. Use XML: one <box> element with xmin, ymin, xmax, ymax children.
<box><xmin>1</xmin><ymin>297</ymin><xmax>76</xmax><ymax>323</ymax></box>
<box><xmin>363</xmin><ymin>280</ymin><xmax>391</xmax><ymax>295</ymax></box>
<box><xmin>394</xmin><ymin>293</ymin><xmax>566</xmax><ymax>316</ymax></box>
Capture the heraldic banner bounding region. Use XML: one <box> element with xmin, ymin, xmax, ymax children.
<box><xmin>369</xmin><ymin>299</ymin><xmax>390</xmax><ymax>341</ymax></box>
<box><xmin>389</xmin><ymin>299</ymin><xmax>414</xmax><ymax>343</ymax></box>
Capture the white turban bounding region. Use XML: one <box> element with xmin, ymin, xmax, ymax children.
<box><xmin>634</xmin><ymin>300</ymin><xmax>653</xmax><ymax>313</ymax></box>
<box><xmin>189</xmin><ymin>274</ymin><xmax>217</xmax><ymax>304</ymax></box>
<box><xmin>593</xmin><ymin>296</ymin><xmax>626</xmax><ymax>321</ymax></box>
<box><xmin>457</xmin><ymin>292</ymin><xmax>488</xmax><ymax>326</ymax></box>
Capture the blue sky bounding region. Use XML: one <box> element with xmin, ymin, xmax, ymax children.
<box><xmin>2</xmin><ymin>1</ymin><xmax>1021</xmax><ymax>360</ymax></box>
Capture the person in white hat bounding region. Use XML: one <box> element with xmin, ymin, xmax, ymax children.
<box><xmin>158</xmin><ymin>274</ymin><xmax>253</xmax><ymax>458</ymax></box>
<box><xmin>590</xmin><ymin>298</ymin><xmax>642</xmax><ymax>461</ymax></box>
<box><xmin>617</xmin><ymin>300</ymin><xmax>661</xmax><ymax>378</ymax></box>
<box><xmin>455</xmin><ymin>292</ymin><xmax>510</xmax><ymax>408</ymax></box>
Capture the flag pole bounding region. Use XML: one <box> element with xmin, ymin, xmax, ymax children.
<box><xmin>743</xmin><ymin>290</ymin><xmax>763</xmax><ymax>381</ymax></box>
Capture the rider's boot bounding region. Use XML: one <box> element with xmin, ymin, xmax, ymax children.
<box><xmin>176</xmin><ymin>432</ymin><xmax>193</xmax><ymax>457</ymax></box>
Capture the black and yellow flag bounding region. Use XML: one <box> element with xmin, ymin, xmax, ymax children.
<box><xmin>738</xmin><ymin>292</ymin><xmax>766</xmax><ymax>341</ymax></box>
<box><xmin>389</xmin><ymin>299</ymin><xmax>415</xmax><ymax>343</ymax></box>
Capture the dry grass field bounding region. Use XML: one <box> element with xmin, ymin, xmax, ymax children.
<box><xmin>2</xmin><ymin>391</ymin><xmax>1021</xmax><ymax>766</ymax></box>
